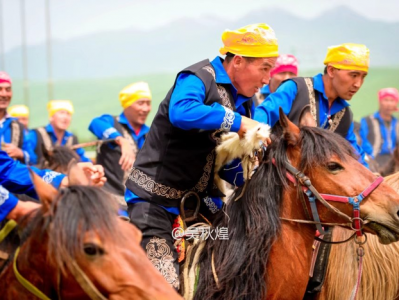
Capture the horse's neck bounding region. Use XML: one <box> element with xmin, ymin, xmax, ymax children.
<box><xmin>266</xmin><ymin>189</ymin><xmax>316</xmax><ymax>299</ymax></box>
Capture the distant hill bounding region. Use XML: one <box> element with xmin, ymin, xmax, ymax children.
<box><xmin>3</xmin><ymin>6</ymin><xmax>399</xmax><ymax>80</ymax></box>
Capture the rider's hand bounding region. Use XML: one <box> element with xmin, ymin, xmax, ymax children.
<box><xmin>237</xmin><ymin>117</ymin><xmax>271</xmax><ymax>146</ymax></box>
<box><xmin>4</xmin><ymin>143</ymin><xmax>24</xmax><ymax>159</ymax></box>
<box><xmin>115</xmin><ymin>136</ymin><xmax>135</xmax><ymax>171</ymax></box>
<box><xmin>78</xmin><ymin>163</ymin><xmax>107</xmax><ymax>187</ymax></box>
<box><xmin>6</xmin><ymin>200</ymin><xmax>41</xmax><ymax>221</ymax></box>
<box><xmin>237</xmin><ymin>116</ymin><xmax>259</xmax><ymax>138</ymax></box>
<box><xmin>60</xmin><ymin>163</ymin><xmax>107</xmax><ymax>187</ymax></box>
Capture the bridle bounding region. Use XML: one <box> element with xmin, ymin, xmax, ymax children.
<box><xmin>12</xmin><ymin>245</ymin><xmax>108</xmax><ymax>300</ymax></box>
<box><xmin>277</xmin><ymin>158</ymin><xmax>383</xmax><ymax>239</ymax></box>
<box><xmin>0</xmin><ymin>206</ymin><xmax>109</xmax><ymax>300</ymax></box>
<box><xmin>274</xmin><ymin>158</ymin><xmax>383</xmax><ymax>300</ymax></box>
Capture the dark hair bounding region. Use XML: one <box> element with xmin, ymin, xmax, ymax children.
<box><xmin>224</xmin><ymin>52</ymin><xmax>256</xmax><ymax>64</ymax></box>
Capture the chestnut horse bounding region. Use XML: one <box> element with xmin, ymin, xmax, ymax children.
<box><xmin>0</xmin><ymin>165</ymin><xmax>181</xmax><ymax>299</ymax></box>
<box><xmin>312</xmin><ymin>171</ymin><xmax>399</xmax><ymax>300</ymax></box>
<box><xmin>193</xmin><ymin>111</ymin><xmax>399</xmax><ymax>300</ymax></box>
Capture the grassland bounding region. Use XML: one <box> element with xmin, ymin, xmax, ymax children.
<box><xmin>9</xmin><ymin>67</ymin><xmax>399</xmax><ymax>142</ymax></box>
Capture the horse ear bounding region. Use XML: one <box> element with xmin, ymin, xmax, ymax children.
<box><xmin>279</xmin><ymin>107</ymin><xmax>300</xmax><ymax>146</ymax></box>
<box><xmin>67</xmin><ymin>159</ymin><xmax>91</xmax><ymax>186</ymax></box>
<box><xmin>28</xmin><ymin>168</ymin><xmax>58</xmax><ymax>213</ymax></box>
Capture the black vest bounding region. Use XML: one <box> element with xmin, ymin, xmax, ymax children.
<box><xmin>125</xmin><ymin>59</ymin><xmax>252</xmax><ymax>207</ymax></box>
<box><xmin>286</xmin><ymin>77</ymin><xmax>352</xmax><ymax>138</ymax></box>
<box><xmin>363</xmin><ymin>115</ymin><xmax>399</xmax><ymax>165</ymax></box>
<box><xmin>7</xmin><ymin>120</ymin><xmax>24</xmax><ymax>163</ymax></box>
<box><xmin>96</xmin><ymin>117</ymin><xmax>139</xmax><ymax>196</ymax></box>
<box><xmin>34</xmin><ymin>127</ymin><xmax>78</xmax><ymax>164</ymax></box>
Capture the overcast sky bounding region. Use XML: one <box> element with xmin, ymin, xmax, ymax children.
<box><xmin>1</xmin><ymin>0</ymin><xmax>398</xmax><ymax>52</ymax></box>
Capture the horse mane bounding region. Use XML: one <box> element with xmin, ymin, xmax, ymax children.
<box><xmin>323</xmin><ymin>226</ymin><xmax>399</xmax><ymax>300</ymax></box>
<box><xmin>194</xmin><ymin>126</ymin><xmax>355</xmax><ymax>300</ymax></box>
<box><xmin>41</xmin><ymin>146</ymin><xmax>79</xmax><ymax>173</ymax></box>
<box><xmin>14</xmin><ymin>186</ymin><xmax>119</xmax><ymax>273</ymax></box>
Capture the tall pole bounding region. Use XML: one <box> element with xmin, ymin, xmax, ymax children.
<box><xmin>20</xmin><ymin>0</ymin><xmax>29</xmax><ymax>107</ymax></box>
<box><xmin>45</xmin><ymin>0</ymin><xmax>53</xmax><ymax>101</ymax></box>
<box><xmin>0</xmin><ymin>0</ymin><xmax>5</xmax><ymax>70</ymax></box>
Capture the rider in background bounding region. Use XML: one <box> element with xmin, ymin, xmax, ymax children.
<box><xmin>255</xmin><ymin>54</ymin><xmax>299</xmax><ymax>105</ymax></box>
<box><xmin>255</xmin><ymin>43</ymin><xmax>370</xmax><ymax>167</ymax></box>
<box><xmin>89</xmin><ymin>82</ymin><xmax>149</xmax><ymax>198</ymax></box>
<box><xmin>0</xmin><ymin>72</ymin><xmax>35</xmax><ymax>164</ymax></box>
<box><xmin>359</xmin><ymin>88</ymin><xmax>399</xmax><ymax>166</ymax></box>
<box><xmin>30</xmin><ymin>100</ymin><xmax>91</xmax><ymax>165</ymax></box>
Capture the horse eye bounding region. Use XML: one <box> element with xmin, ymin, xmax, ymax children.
<box><xmin>84</xmin><ymin>243</ymin><xmax>104</xmax><ymax>256</ymax></box>
<box><xmin>327</xmin><ymin>162</ymin><xmax>343</xmax><ymax>172</ymax></box>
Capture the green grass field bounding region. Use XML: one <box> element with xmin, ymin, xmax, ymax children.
<box><xmin>9</xmin><ymin>67</ymin><xmax>399</xmax><ymax>142</ymax></box>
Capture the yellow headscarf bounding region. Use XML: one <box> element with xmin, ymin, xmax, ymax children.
<box><xmin>119</xmin><ymin>82</ymin><xmax>152</xmax><ymax>109</ymax></box>
<box><xmin>323</xmin><ymin>43</ymin><xmax>370</xmax><ymax>72</ymax></box>
<box><xmin>47</xmin><ymin>100</ymin><xmax>74</xmax><ymax>117</ymax></box>
<box><xmin>8</xmin><ymin>104</ymin><xmax>29</xmax><ymax>117</ymax></box>
<box><xmin>219</xmin><ymin>23</ymin><xmax>279</xmax><ymax>58</ymax></box>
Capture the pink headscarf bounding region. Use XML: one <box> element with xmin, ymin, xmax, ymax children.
<box><xmin>378</xmin><ymin>88</ymin><xmax>399</xmax><ymax>103</ymax></box>
<box><xmin>0</xmin><ymin>71</ymin><xmax>12</xmax><ymax>85</ymax></box>
<box><xmin>270</xmin><ymin>54</ymin><xmax>299</xmax><ymax>78</ymax></box>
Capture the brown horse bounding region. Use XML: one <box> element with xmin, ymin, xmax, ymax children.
<box><xmin>313</xmin><ymin>171</ymin><xmax>399</xmax><ymax>300</ymax></box>
<box><xmin>0</xmin><ymin>165</ymin><xmax>181</xmax><ymax>299</ymax></box>
<box><xmin>193</xmin><ymin>110</ymin><xmax>399</xmax><ymax>300</ymax></box>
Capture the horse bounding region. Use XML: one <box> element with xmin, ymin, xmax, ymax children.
<box><xmin>0</xmin><ymin>164</ymin><xmax>182</xmax><ymax>299</ymax></box>
<box><xmin>191</xmin><ymin>110</ymin><xmax>399</xmax><ymax>300</ymax></box>
<box><xmin>0</xmin><ymin>145</ymin><xmax>84</xmax><ymax>268</ymax></box>
<box><xmin>311</xmin><ymin>171</ymin><xmax>399</xmax><ymax>300</ymax></box>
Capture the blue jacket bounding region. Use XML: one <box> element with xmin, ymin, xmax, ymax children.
<box><xmin>255</xmin><ymin>73</ymin><xmax>368</xmax><ymax>168</ymax></box>
<box><xmin>125</xmin><ymin>57</ymin><xmax>250</xmax><ymax>214</ymax></box>
<box><xmin>89</xmin><ymin>112</ymin><xmax>150</xmax><ymax>149</ymax></box>
<box><xmin>0</xmin><ymin>150</ymin><xmax>66</xmax><ymax>221</ymax></box>
<box><xmin>0</xmin><ymin>115</ymin><xmax>36</xmax><ymax>164</ymax></box>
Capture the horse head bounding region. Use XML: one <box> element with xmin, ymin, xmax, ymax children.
<box><xmin>1</xmin><ymin>164</ymin><xmax>181</xmax><ymax>300</ymax></box>
<box><xmin>279</xmin><ymin>108</ymin><xmax>399</xmax><ymax>245</ymax></box>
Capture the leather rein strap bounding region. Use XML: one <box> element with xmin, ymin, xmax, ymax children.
<box><xmin>13</xmin><ymin>246</ymin><xmax>107</xmax><ymax>300</ymax></box>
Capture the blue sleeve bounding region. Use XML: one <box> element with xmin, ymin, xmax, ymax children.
<box><xmin>359</xmin><ymin>118</ymin><xmax>374</xmax><ymax>157</ymax></box>
<box><xmin>88</xmin><ymin>114</ymin><xmax>123</xmax><ymax>140</ymax></box>
<box><xmin>0</xmin><ymin>186</ymin><xmax>18</xmax><ymax>222</ymax></box>
<box><xmin>0</xmin><ymin>150</ymin><xmax>65</xmax><ymax>198</ymax></box>
<box><xmin>169</xmin><ymin>73</ymin><xmax>242</xmax><ymax>132</ymax></box>
<box><xmin>22</xmin><ymin>130</ymin><xmax>37</xmax><ymax>165</ymax></box>
<box><xmin>219</xmin><ymin>158</ymin><xmax>244</xmax><ymax>187</ymax></box>
<box><xmin>345</xmin><ymin>122</ymin><xmax>369</xmax><ymax>168</ymax></box>
<box><xmin>254</xmin><ymin>80</ymin><xmax>298</xmax><ymax>126</ymax></box>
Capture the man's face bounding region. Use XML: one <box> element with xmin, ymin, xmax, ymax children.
<box><xmin>233</xmin><ymin>56</ymin><xmax>277</xmax><ymax>97</ymax></box>
<box><xmin>50</xmin><ymin>110</ymin><xmax>72</xmax><ymax>131</ymax></box>
<box><xmin>379</xmin><ymin>97</ymin><xmax>398</xmax><ymax>116</ymax></box>
<box><xmin>0</xmin><ymin>83</ymin><xmax>12</xmax><ymax>110</ymax></box>
<box><xmin>272</xmin><ymin>71</ymin><xmax>296</xmax><ymax>88</ymax></box>
<box><xmin>329</xmin><ymin>67</ymin><xmax>368</xmax><ymax>100</ymax></box>
<box><xmin>124</xmin><ymin>98</ymin><xmax>152</xmax><ymax>127</ymax></box>
<box><xmin>17</xmin><ymin>116</ymin><xmax>29</xmax><ymax>129</ymax></box>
